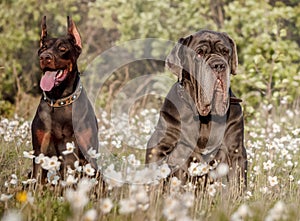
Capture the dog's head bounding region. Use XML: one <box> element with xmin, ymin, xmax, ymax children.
<box><xmin>38</xmin><ymin>16</ymin><xmax>82</xmax><ymax>92</ymax></box>
<box><xmin>166</xmin><ymin>30</ymin><xmax>238</xmax><ymax>116</ymax></box>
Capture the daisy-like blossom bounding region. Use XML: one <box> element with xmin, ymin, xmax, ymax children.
<box><xmin>23</xmin><ymin>150</ymin><xmax>35</xmax><ymax>159</ymax></box>
<box><xmin>259</xmin><ymin>186</ymin><xmax>270</xmax><ymax>194</ymax></box>
<box><xmin>265</xmin><ymin>201</ymin><xmax>287</xmax><ymax>221</ymax></box>
<box><xmin>1</xmin><ymin>210</ymin><xmax>23</xmax><ymax>221</ymax></box>
<box><xmin>210</xmin><ymin>163</ymin><xmax>229</xmax><ymax>179</ymax></box>
<box><xmin>207</xmin><ymin>184</ymin><xmax>217</xmax><ymax>197</ymax></box>
<box><xmin>103</xmin><ymin>164</ymin><xmax>124</xmax><ymax>188</ymax></box>
<box><xmin>127</xmin><ymin>154</ymin><xmax>141</xmax><ymax>167</ymax></box>
<box><xmin>159</xmin><ymin>163</ymin><xmax>171</xmax><ymax>179</ymax></box>
<box><xmin>130</xmin><ymin>185</ymin><xmax>149</xmax><ymax>205</ymax></box>
<box><xmin>188</xmin><ymin>162</ymin><xmax>201</xmax><ymax>176</ymax></box>
<box><xmin>61</xmin><ymin>174</ymin><xmax>78</xmax><ymax>187</ymax></box>
<box><xmin>42</xmin><ymin>156</ymin><xmax>61</xmax><ymax>171</ymax></box>
<box><xmin>100</xmin><ymin>198</ymin><xmax>113</xmax><ymax>214</ymax></box>
<box><xmin>9</xmin><ymin>174</ymin><xmax>18</xmax><ymax>185</ymax></box>
<box><xmin>163</xmin><ymin>196</ymin><xmax>185</xmax><ymax>220</ymax></box>
<box><xmin>119</xmin><ymin>198</ymin><xmax>137</xmax><ymax>214</ymax></box>
<box><xmin>83</xmin><ymin>163</ymin><xmax>96</xmax><ymax>176</ymax></box>
<box><xmin>253</xmin><ymin>165</ymin><xmax>261</xmax><ymax>175</ymax></box>
<box><xmin>22</xmin><ymin>178</ymin><xmax>37</xmax><ymax>185</ymax></box>
<box><xmin>65</xmin><ymin>188</ymin><xmax>89</xmax><ymax>210</ymax></box>
<box><xmin>77</xmin><ymin>178</ymin><xmax>95</xmax><ymax>193</ymax></box>
<box><xmin>170</xmin><ymin>176</ymin><xmax>181</xmax><ymax>192</ymax></box>
<box><xmin>216</xmin><ymin>163</ymin><xmax>229</xmax><ymax>177</ymax></box>
<box><xmin>230</xmin><ymin>204</ymin><xmax>252</xmax><ymax>221</ymax></box>
<box><xmin>188</xmin><ymin>162</ymin><xmax>210</xmax><ymax>177</ymax></box>
<box><xmin>182</xmin><ymin>192</ymin><xmax>194</xmax><ymax>208</ymax></box>
<box><xmin>47</xmin><ymin>171</ymin><xmax>60</xmax><ymax>185</ymax></box>
<box><xmin>268</xmin><ymin>176</ymin><xmax>278</xmax><ymax>187</ymax></box>
<box><xmin>62</xmin><ymin>141</ymin><xmax>75</xmax><ymax>155</ymax></box>
<box><xmin>0</xmin><ymin>194</ymin><xmax>13</xmax><ymax>202</ymax></box>
<box><xmin>263</xmin><ymin>160</ymin><xmax>275</xmax><ymax>171</ymax></box>
<box><xmin>34</xmin><ymin>153</ymin><xmax>46</xmax><ymax>164</ymax></box>
<box><xmin>65</xmin><ymin>179</ymin><xmax>93</xmax><ymax>211</ymax></box>
<box><xmin>83</xmin><ymin>208</ymin><xmax>97</xmax><ymax>221</ymax></box>
<box><xmin>289</xmin><ymin>175</ymin><xmax>294</xmax><ymax>182</ymax></box>
<box><xmin>87</xmin><ymin>148</ymin><xmax>101</xmax><ymax>159</ymax></box>
<box><xmin>74</xmin><ymin>160</ymin><xmax>82</xmax><ymax>173</ymax></box>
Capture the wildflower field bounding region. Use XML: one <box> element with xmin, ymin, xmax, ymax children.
<box><xmin>0</xmin><ymin>103</ymin><xmax>299</xmax><ymax>221</ymax></box>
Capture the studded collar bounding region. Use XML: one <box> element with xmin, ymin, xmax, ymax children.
<box><xmin>42</xmin><ymin>80</ymin><xmax>83</xmax><ymax>107</ymax></box>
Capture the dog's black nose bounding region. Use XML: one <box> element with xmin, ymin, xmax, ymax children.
<box><xmin>40</xmin><ymin>52</ymin><xmax>53</xmax><ymax>63</ymax></box>
<box><xmin>210</xmin><ymin>61</ymin><xmax>226</xmax><ymax>72</ymax></box>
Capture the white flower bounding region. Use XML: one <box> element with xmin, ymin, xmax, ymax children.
<box><xmin>259</xmin><ymin>186</ymin><xmax>270</xmax><ymax>194</ymax></box>
<box><xmin>1</xmin><ymin>210</ymin><xmax>23</xmax><ymax>221</ymax></box>
<box><xmin>83</xmin><ymin>164</ymin><xmax>95</xmax><ymax>176</ymax></box>
<box><xmin>47</xmin><ymin>171</ymin><xmax>60</xmax><ymax>185</ymax></box>
<box><xmin>170</xmin><ymin>176</ymin><xmax>181</xmax><ymax>191</ymax></box>
<box><xmin>77</xmin><ymin>178</ymin><xmax>94</xmax><ymax>193</ymax></box>
<box><xmin>87</xmin><ymin>148</ymin><xmax>101</xmax><ymax>159</ymax></box>
<box><xmin>207</xmin><ymin>184</ymin><xmax>217</xmax><ymax>197</ymax></box>
<box><xmin>41</xmin><ymin>156</ymin><xmax>61</xmax><ymax>171</ymax></box>
<box><xmin>182</xmin><ymin>192</ymin><xmax>194</xmax><ymax>208</ymax></box>
<box><xmin>127</xmin><ymin>154</ymin><xmax>141</xmax><ymax>167</ymax></box>
<box><xmin>100</xmin><ymin>198</ymin><xmax>113</xmax><ymax>214</ymax></box>
<box><xmin>159</xmin><ymin>163</ymin><xmax>171</xmax><ymax>179</ymax></box>
<box><xmin>265</xmin><ymin>201</ymin><xmax>286</xmax><ymax>221</ymax></box>
<box><xmin>0</xmin><ymin>194</ymin><xmax>13</xmax><ymax>201</ymax></box>
<box><xmin>119</xmin><ymin>198</ymin><xmax>137</xmax><ymax>214</ymax></box>
<box><xmin>130</xmin><ymin>186</ymin><xmax>149</xmax><ymax>205</ymax></box>
<box><xmin>34</xmin><ymin>153</ymin><xmax>46</xmax><ymax>164</ymax></box>
<box><xmin>61</xmin><ymin>175</ymin><xmax>78</xmax><ymax>187</ymax></box>
<box><xmin>163</xmin><ymin>196</ymin><xmax>184</xmax><ymax>220</ymax></box>
<box><xmin>83</xmin><ymin>208</ymin><xmax>97</xmax><ymax>221</ymax></box>
<box><xmin>188</xmin><ymin>162</ymin><xmax>210</xmax><ymax>177</ymax></box>
<box><xmin>268</xmin><ymin>176</ymin><xmax>278</xmax><ymax>187</ymax></box>
<box><xmin>22</xmin><ymin>178</ymin><xmax>37</xmax><ymax>185</ymax></box>
<box><xmin>62</xmin><ymin>142</ymin><xmax>75</xmax><ymax>155</ymax></box>
<box><xmin>210</xmin><ymin>163</ymin><xmax>229</xmax><ymax>179</ymax></box>
<box><xmin>65</xmin><ymin>188</ymin><xmax>89</xmax><ymax>210</ymax></box>
<box><xmin>74</xmin><ymin>160</ymin><xmax>82</xmax><ymax>173</ymax></box>
<box><xmin>230</xmin><ymin>204</ymin><xmax>252</xmax><ymax>221</ymax></box>
<box><xmin>104</xmin><ymin>164</ymin><xmax>124</xmax><ymax>189</ymax></box>
<box><xmin>289</xmin><ymin>175</ymin><xmax>294</xmax><ymax>182</ymax></box>
<box><xmin>188</xmin><ymin>162</ymin><xmax>201</xmax><ymax>176</ymax></box>
<box><xmin>263</xmin><ymin>160</ymin><xmax>275</xmax><ymax>171</ymax></box>
<box><xmin>9</xmin><ymin>174</ymin><xmax>18</xmax><ymax>185</ymax></box>
<box><xmin>23</xmin><ymin>150</ymin><xmax>35</xmax><ymax>159</ymax></box>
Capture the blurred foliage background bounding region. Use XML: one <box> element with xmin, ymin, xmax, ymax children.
<box><xmin>0</xmin><ymin>0</ymin><xmax>299</xmax><ymax>120</ymax></box>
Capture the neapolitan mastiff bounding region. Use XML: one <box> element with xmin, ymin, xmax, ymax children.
<box><xmin>146</xmin><ymin>30</ymin><xmax>247</xmax><ymax>189</ymax></box>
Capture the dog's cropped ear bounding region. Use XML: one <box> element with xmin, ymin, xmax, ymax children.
<box><xmin>67</xmin><ymin>16</ymin><xmax>82</xmax><ymax>49</ymax></box>
<box><xmin>166</xmin><ymin>35</ymin><xmax>193</xmax><ymax>81</ymax></box>
<box><xmin>40</xmin><ymin>16</ymin><xmax>47</xmax><ymax>48</ymax></box>
<box><xmin>223</xmin><ymin>32</ymin><xmax>238</xmax><ymax>75</ymax></box>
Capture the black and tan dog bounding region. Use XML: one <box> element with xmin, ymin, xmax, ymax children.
<box><xmin>31</xmin><ymin>16</ymin><xmax>98</xmax><ymax>182</ymax></box>
<box><xmin>146</xmin><ymin>30</ymin><xmax>247</xmax><ymax>189</ymax></box>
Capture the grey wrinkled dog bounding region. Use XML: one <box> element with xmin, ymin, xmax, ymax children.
<box><xmin>146</xmin><ymin>30</ymin><xmax>247</xmax><ymax>189</ymax></box>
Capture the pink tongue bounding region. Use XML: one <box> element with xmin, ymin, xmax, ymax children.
<box><xmin>40</xmin><ymin>71</ymin><xmax>57</xmax><ymax>91</ymax></box>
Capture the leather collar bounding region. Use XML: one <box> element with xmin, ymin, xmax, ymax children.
<box><xmin>42</xmin><ymin>81</ymin><xmax>82</xmax><ymax>107</ymax></box>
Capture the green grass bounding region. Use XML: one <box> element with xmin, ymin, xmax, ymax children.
<box><xmin>0</xmin><ymin>106</ymin><xmax>299</xmax><ymax>221</ymax></box>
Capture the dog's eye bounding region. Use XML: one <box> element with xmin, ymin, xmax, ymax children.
<box><xmin>221</xmin><ymin>49</ymin><xmax>229</xmax><ymax>56</ymax></box>
<box><xmin>59</xmin><ymin>46</ymin><xmax>67</xmax><ymax>52</ymax></box>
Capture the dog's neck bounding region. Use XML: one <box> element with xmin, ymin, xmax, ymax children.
<box><xmin>43</xmin><ymin>67</ymin><xmax>80</xmax><ymax>100</ymax></box>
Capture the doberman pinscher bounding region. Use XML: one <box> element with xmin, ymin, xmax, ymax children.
<box><xmin>31</xmin><ymin>16</ymin><xmax>98</xmax><ymax>183</ymax></box>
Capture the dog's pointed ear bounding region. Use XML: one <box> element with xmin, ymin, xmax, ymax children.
<box><xmin>67</xmin><ymin>16</ymin><xmax>82</xmax><ymax>49</ymax></box>
<box><xmin>40</xmin><ymin>16</ymin><xmax>47</xmax><ymax>48</ymax></box>
<box><xmin>166</xmin><ymin>35</ymin><xmax>193</xmax><ymax>81</ymax></box>
<box><xmin>223</xmin><ymin>32</ymin><xmax>238</xmax><ymax>75</ymax></box>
